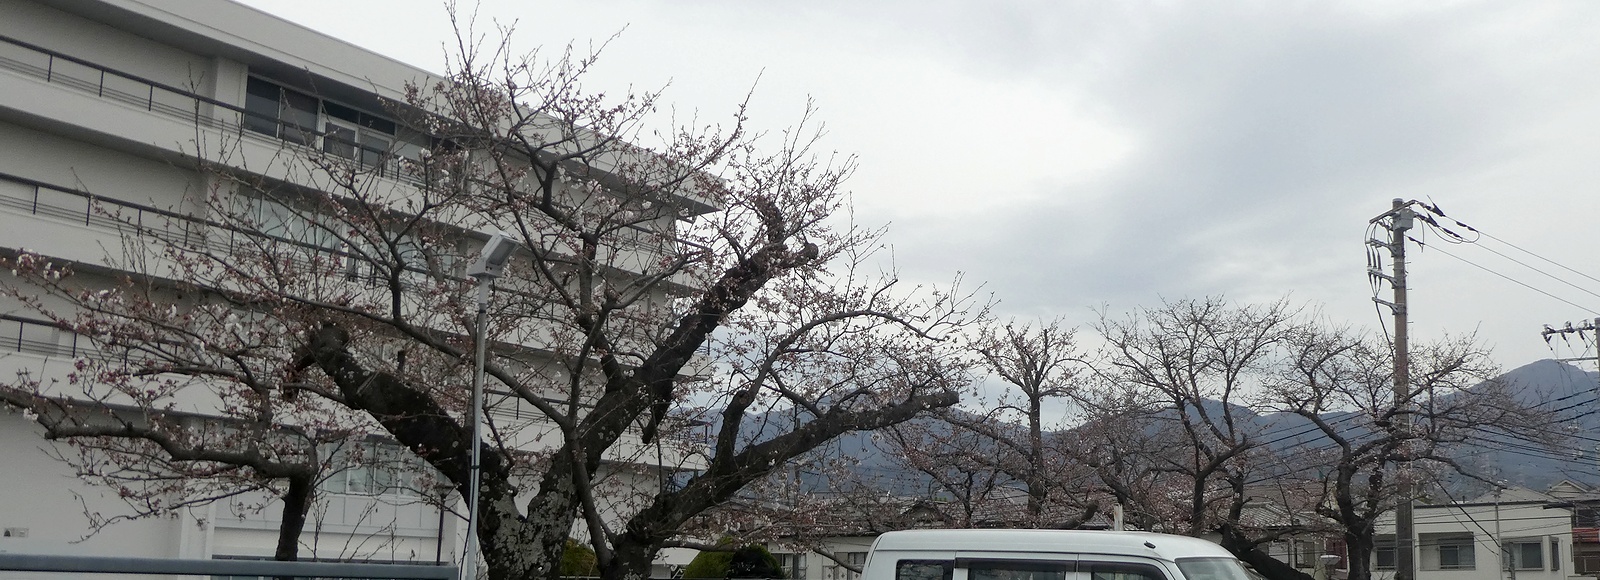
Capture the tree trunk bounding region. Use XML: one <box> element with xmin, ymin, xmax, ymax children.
<box><xmin>1344</xmin><ymin>530</ymin><xmax>1374</xmax><ymax>580</ymax></box>
<box><xmin>271</xmin><ymin>474</ymin><xmax>313</xmax><ymax>580</ymax></box>
<box><xmin>274</xmin><ymin>475</ymin><xmax>312</xmax><ymax>561</ymax></box>
<box><xmin>303</xmin><ymin>335</ymin><xmax>557</xmax><ymax>580</ymax></box>
<box><xmin>602</xmin><ymin>542</ymin><xmax>656</xmax><ymax>580</ymax></box>
<box><xmin>1216</xmin><ymin>526</ymin><xmax>1313</xmax><ymax>580</ymax></box>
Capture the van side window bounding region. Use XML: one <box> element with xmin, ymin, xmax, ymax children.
<box><xmin>959</xmin><ymin>559</ymin><xmax>1074</xmax><ymax>580</ymax></box>
<box><xmin>896</xmin><ymin>560</ymin><xmax>953</xmax><ymax>580</ymax></box>
<box><xmin>1083</xmin><ymin>561</ymin><xmax>1167</xmax><ymax>580</ymax></box>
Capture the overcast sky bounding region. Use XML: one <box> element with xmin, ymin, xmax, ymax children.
<box><xmin>242</xmin><ymin>0</ymin><xmax>1600</xmax><ymax>370</ymax></box>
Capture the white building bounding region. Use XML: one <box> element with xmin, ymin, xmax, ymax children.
<box><xmin>0</xmin><ymin>0</ymin><xmax>703</xmax><ymax>575</ymax></box>
<box><xmin>1373</xmin><ymin>486</ymin><xmax>1576</xmax><ymax>580</ymax></box>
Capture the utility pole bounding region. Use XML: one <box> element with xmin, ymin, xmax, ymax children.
<box><xmin>1540</xmin><ymin>318</ymin><xmax>1600</xmax><ymax>368</ymax></box>
<box><xmin>1541</xmin><ymin>318</ymin><xmax>1600</xmax><ymax>478</ymax></box>
<box><xmin>1370</xmin><ymin>198</ymin><xmax>1415</xmax><ymax>580</ymax></box>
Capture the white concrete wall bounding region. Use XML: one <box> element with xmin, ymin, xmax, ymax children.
<box><xmin>0</xmin><ymin>410</ymin><xmax>184</xmax><ymax>579</ymax></box>
<box><xmin>0</xmin><ymin>0</ymin><xmax>215</xmax><ymax>93</ymax></box>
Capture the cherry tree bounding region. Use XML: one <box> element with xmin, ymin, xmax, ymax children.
<box><xmin>884</xmin><ymin>318</ymin><xmax>1101</xmax><ymax>528</ymax></box>
<box><xmin>1262</xmin><ymin>328</ymin><xmax>1550</xmax><ymax>580</ymax></box>
<box><xmin>1092</xmin><ymin>297</ymin><xmax>1333</xmax><ymax>580</ymax></box>
<box><xmin>0</xmin><ymin>13</ymin><xmax>986</xmax><ymax>580</ymax></box>
<box><xmin>1094</xmin><ymin>298</ymin><xmax>1302</xmax><ymax>534</ymax></box>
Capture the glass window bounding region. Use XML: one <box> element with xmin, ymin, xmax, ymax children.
<box><xmin>243</xmin><ymin>77</ymin><xmax>317</xmax><ymax>144</ymax></box>
<box><xmin>319</xmin><ymin>441</ymin><xmax>419</xmax><ymax>497</ymax></box>
<box><xmin>239</xmin><ymin>193</ymin><xmax>338</xmax><ymax>251</ymax></box>
<box><xmin>1084</xmin><ymin>561</ymin><xmax>1166</xmax><ymax>580</ymax></box>
<box><xmin>962</xmin><ymin>559</ymin><xmax>1072</xmax><ymax>580</ymax></box>
<box><xmin>243</xmin><ymin>77</ymin><xmax>280</xmax><ymax>136</ymax></box>
<box><xmin>1374</xmin><ymin>537</ymin><xmax>1396</xmax><ymax>570</ymax></box>
<box><xmin>1552</xmin><ymin>540</ymin><xmax>1560</xmax><ymax>571</ymax></box>
<box><xmin>360</xmin><ymin>131</ymin><xmax>393</xmax><ymax>171</ymax></box>
<box><xmin>324</xmin><ymin>111</ymin><xmax>394</xmax><ymax>171</ymax></box>
<box><xmin>1174</xmin><ymin>558</ymin><xmax>1250</xmax><ymax>580</ymax></box>
<box><xmin>895</xmin><ymin>560</ymin><xmax>951</xmax><ymax>580</ymax></box>
<box><xmin>278</xmin><ymin>88</ymin><xmax>318</xmax><ymax>145</ymax></box>
<box><xmin>323</xmin><ymin>119</ymin><xmax>359</xmax><ymax>159</ymax></box>
<box><xmin>325</xmin><ymin>101</ymin><xmax>361</xmax><ymax>124</ymax></box>
<box><xmin>1437</xmin><ymin>539</ymin><xmax>1474</xmax><ymax>570</ymax></box>
<box><xmin>1293</xmin><ymin>540</ymin><xmax>1319</xmax><ymax>569</ymax></box>
<box><xmin>244</xmin><ymin>75</ymin><xmax>398</xmax><ymax>160</ymax></box>
<box><xmin>824</xmin><ymin>552</ymin><xmax>867</xmax><ymax>580</ymax></box>
<box><xmin>782</xmin><ymin>553</ymin><xmax>808</xmax><ymax>580</ymax></box>
<box><xmin>1510</xmin><ymin>541</ymin><xmax>1544</xmax><ymax>570</ymax></box>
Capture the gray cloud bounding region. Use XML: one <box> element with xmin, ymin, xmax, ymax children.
<box><xmin>251</xmin><ymin>0</ymin><xmax>1600</xmax><ymax>365</ymax></box>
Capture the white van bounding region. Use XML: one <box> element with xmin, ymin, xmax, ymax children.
<box><xmin>861</xmin><ymin>529</ymin><xmax>1252</xmax><ymax>580</ymax></box>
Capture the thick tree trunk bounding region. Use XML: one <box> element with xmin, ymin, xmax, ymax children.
<box><xmin>274</xmin><ymin>475</ymin><xmax>313</xmax><ymax>561</ymax></box>
<box><xmin>1216</xmin><ymin>526</ymin><xmax>1313</xmax><ymax>580</ymax></box>
<box><xmin>303</xmin><ymin>331</ymin><xmax>559</xmax><ymax>580</ymax></box>
<box><xmin>603</xmin><ymin>543</ymin><xmax>656</xmax><ymax>580</ymax></box>
<box><xmin>1344</xmin><ymin>530</ymin><xmax>1375</xmax><ymax>580</ymax></box>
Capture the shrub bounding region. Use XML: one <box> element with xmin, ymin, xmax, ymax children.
<box><xmin>561</xmin><ymin>538</ymin><xmax>600</xmax><ymax>577</ymax></box>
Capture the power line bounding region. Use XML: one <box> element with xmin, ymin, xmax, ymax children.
<box><xmin>1417</xmin><ymin>203</ymin><xmax>1600</xmax><ymax>290</ymax></box>
<box><xmin>1409</xmin><ymin>235</ymin><xmax>1600</xmax><ymax>316</ymax></box>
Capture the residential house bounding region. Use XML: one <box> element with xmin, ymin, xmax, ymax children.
<box><xmin>1373</xmin><ymin>486</ymin><xmax>1573</xmax><ymax>580</ymax></box>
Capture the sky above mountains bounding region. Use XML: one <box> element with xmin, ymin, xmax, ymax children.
<box><xmin>242</xmin><ymin>0</ymin><xmax>1600</xmax><ymax>369</ymax></box>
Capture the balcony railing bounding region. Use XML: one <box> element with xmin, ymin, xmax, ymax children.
<box><xmin>0</xmin><ymin>313</ymin><xmax>99</xmax><ymax>360</ymax></box>
<box><xmin>0</xmin><ymin>33</ymin><xmax>415</xmax><ymax>186</ymax></box>
<box><xmin>0</xmin><ymin>171</ymin><xmax>460</xmax><ymax>296</ymax></box>
<box><xmin>0</xmin><ymin>34</ymin><xmax>686</xmax><ymax>264</ymax></box>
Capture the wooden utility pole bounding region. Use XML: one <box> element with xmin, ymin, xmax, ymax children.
<box><xmin>1370</xmin><ymin>198</ymin><xmax>1415</xmax><ymax>580</ymax></box>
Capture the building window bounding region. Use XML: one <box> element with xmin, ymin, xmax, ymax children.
<box><xmin>244</xmin><ymin>76</ymin><xmax>399</xmax><ymax>167</ymax></box>
<box><xmin>1293</xmin><ymin>540</ymin><xmax>1320</xmax><ymax>569</ymax></box>
<box><xmin>1422</xmin><ymin>533</ymin><xmax>1475</xmax><ymax>570</ymax></box>
<box><xmin>1507</xmin><ymin>540</ymin><xmax>1544</xmax><ymax>571</ymax></box>
<box><xmin>824</xmin><ymin>552</ymin><xmax>866</xmax><ymax>580</ymax></box>
<box><xmin>245</xmin><ymin>76</ymin><xmax>318</xmax><ymax>145</ymax></box>
<box><xmin>1374</xmin><ymin>536</ymin><xmax>1396</xmax><ymax>570</ymax></box>
<box><xmin>323</xmin><ymin>101</ymin><xmax>396</xmax><ymax>171</ymax></box>
<box><xmin>776</xmin><ymin>553</ymin><xmax>808</xmax><ymax>580</ymax></box>
<box><xmin>1576</xmin><ymin>507</ymin><xmax>1600</xmax><ymax>529</ymax></box>
<box><xmin>319</xmin><ymin>441</ymin><xmax>421</xmax><ymax>497</ymax></box>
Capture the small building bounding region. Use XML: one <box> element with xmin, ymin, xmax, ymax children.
<box><xmin>1373</xmin><ymin>486</ymin><xmax>1573</xmax><ymax>580</ymax></box>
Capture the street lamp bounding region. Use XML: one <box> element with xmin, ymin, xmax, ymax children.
<box><xmin>462</xmin><ymin>230</ymin><xmax>515</xmax><ymax>580</ymax></box>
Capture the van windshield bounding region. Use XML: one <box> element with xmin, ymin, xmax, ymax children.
<box><xmin>1173</xmin><ymin>558</ymin><xmax>1251</xmax><ymax>580</ymax></box>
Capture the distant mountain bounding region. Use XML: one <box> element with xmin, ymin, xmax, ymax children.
<box><xmin>1447</xmin><ymin>359</ymin><xmax>1600</xmax><ymax>491</ymax></box>
<box><xmin>701</xmin><ymin>360</ymin><xmax>1600</xmax><ymax>495</ymax></box>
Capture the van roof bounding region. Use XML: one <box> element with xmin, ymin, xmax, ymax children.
<box><xmin>869</xmin><ymin>529</ymin><xmax>1235</xmax><ymax>563</ymax></box>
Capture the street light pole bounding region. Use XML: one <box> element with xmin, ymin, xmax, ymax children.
<box><xmin>461</xmin><ymin>231</ymin><xmax>516</xmax><ymax>580</ymax></box>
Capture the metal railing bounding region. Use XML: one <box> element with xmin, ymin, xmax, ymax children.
<box><xmin>0</xmin><ymin>313</ymin><xmax>97</xmax><ymax>359</ymax></box>
<box><xmin>0</xmin><ymin>33</ymin><xmax>686</xmax><ymax>262</ymax></box>
<box><xmin>0</xmin><ymin>33</ymin><xmax>417</xmax><ymax>186</ymax></box>
<box><xmin>0</xmin><ymin>552</ymin><xmax>455</xmax><ymax>579</ymax></box>
<box><xmin>0</xmin><ymin>171</ymin><xmax>454</xmax><ymax>294</ymax></box>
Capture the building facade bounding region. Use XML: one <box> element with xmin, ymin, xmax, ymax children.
<box><xmin>1372</xmin><ymin>487</ymin><xmax>1576</xmax><ymax>580</ymax></box>
<box><xmin>0</xmin><ymin>0</ymin><xmax>703</xmax><ymax>575</ymax></box>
